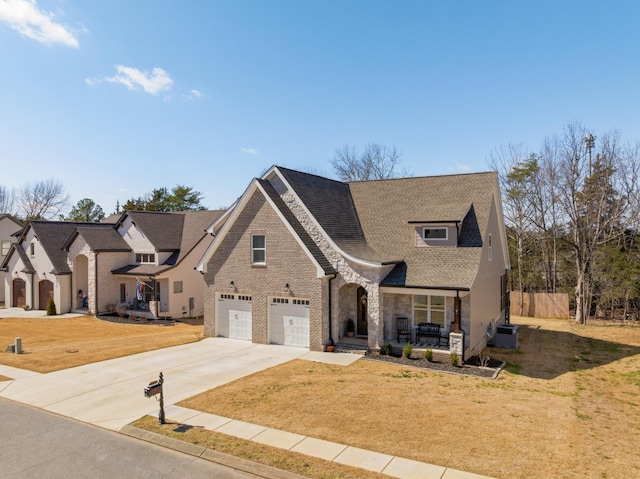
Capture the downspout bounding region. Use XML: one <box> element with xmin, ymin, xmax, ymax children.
<box><xmin>94</xmin><ymin>252</ymin><xmax>99</xmax><ymax>315</ymax></box>
<box><xmin>455</xmin><ymin>290</ymin><xmax>466</xmax><ymax>362</ymax></box>
<box><xmin>328</xmin><ymin>273</ymin><xmax>337</xmax><ymax>345</ymax></box>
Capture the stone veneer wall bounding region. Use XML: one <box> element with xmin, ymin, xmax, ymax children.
<box><xmin>281</xmin><ymin>191</ymin><xmax>393</xmax><ymax>350</ymax></box>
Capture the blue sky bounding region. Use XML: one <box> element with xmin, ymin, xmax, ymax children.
<box><xmin>1</xmin><ymin>0</ymin><xmax>639</xmax><ymax>214</ymax></box>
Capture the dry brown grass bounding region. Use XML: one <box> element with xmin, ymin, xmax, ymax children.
<box><xmin>0</xmin><ymin>315</ymin><xmax>203</xmax><ymax>373</ymax></box>
<box><xmin>176</xmin><ymin>316</ymin><xmax>640</xmax><ymax>479</ymax></box>
<box><xmin>132</xmin><ymin>416</ymin><xmax>387</xmax><ymax>479</ymax></box>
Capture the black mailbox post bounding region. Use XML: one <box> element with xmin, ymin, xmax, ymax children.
<box><xmin>144</xmin><ymin>372</ymin><xmax>165</xmax><ymax>424</ymax></box>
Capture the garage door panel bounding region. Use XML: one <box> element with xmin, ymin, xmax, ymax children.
<box><xmin>269</xmin><ymin>298</ymin><xmax>309</xmax><ymax>348</ymax></box>
<box><xmin>216</xmin><ymin>294</ymin><xmax>252</xmax><ymax>341</ymax></box>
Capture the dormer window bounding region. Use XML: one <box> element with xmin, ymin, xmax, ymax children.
<box><xmin>136</xmin><ymin>253</ymin><xmax>155</xmax><ymax>264</ymax></box>
<box><xmin>423</xmin><ymin>227</ymin><xmax>448</xmax><ymax>241</ymax></box>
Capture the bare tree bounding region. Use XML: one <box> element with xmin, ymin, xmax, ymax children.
<box><xmin>489</xmin><ymin>144</ymin><xmax>538</xmax><ymax>314</ymax></box>
<box><xmin>0</xmin><ymin>185</ymin><xmax>16</xmax><ymax>214</ymax></box>
<box><xmin>18</xmin><ymin>178</ymin><xmax>68</xmax><ymax>220</ymax></box>
<box><xmin>332</xmin><ymin>143</ymin><xmax>407</xmax><ymax>181</ymax></box>
<box><xmin>555</xmin><ymin>124</ymin><xmax>640</xmax><ymax>324</ymax></box>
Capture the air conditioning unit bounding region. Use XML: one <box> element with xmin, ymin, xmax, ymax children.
<box><xmin>495</xmin><ymin>324</ymin><xmax>519</xmax><ymax>349</ymax></box>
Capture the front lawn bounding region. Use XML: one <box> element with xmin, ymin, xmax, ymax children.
<box><xmin>166</xmin><ymin>316</ymin><xmax>640</xmax><ymax>479</ymax></box>
<box><xmin>0</xmin><ymin>315</ymin><xmax>203</xmax><ymax>373</ymax></box>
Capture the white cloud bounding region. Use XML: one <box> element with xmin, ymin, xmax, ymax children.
<box><xmin>101</xmin><ymin>65</ymin><xmax>173</xmax><ymax>95</ymax></box>
<box><xmin>0</xmin><ymin>0</ymin><xmax>80</xmax><ymax>48</ymax></box>
<box><xmin>241</xmin><ymin>147</ymin><xmax>259</xmax><ymax>155</ymax></box>
<box><xmin>182</xmin><ymin>89</ymin><xmax>204</xmax><ymax>101</ymax></box>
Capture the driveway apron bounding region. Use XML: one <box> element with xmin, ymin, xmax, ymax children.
<box><xmin>0</xmin><ymin>338</ymin><xmax>308</xmax><ymax>431</ymax></box>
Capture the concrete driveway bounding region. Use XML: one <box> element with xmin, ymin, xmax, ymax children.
<box><xmin>0</xmin><ymin>307</ymin><xmax>83</xmax><ymax>319</ymax></box>
<box><xmin>0</xmin><ymin>338</ymin><xmax>345</xmax><ymax>431</ymax></box>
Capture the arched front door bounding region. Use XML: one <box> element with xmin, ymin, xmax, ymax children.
<box><xmin>39</xmin><ymin>280</ymin><xmax>54</xmax><ymax>310</ymax></box>
<box><xmin>356</xmin><ymin>286</ymin><xmax>368</xmax><ymax>336</ymax></box>
<box><xmin>12</xmin><ymin>278</ymin><xmax>26</xmax><ymax>307</ymax></box>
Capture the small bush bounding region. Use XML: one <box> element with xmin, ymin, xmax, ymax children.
<box><xmin>46</xmin><ymin>296</ymin><xmax>57</xmax><ymax>316</ymax></box>
<box><xmin>479</xmin><ymin>348</ymin><xmax>491</xmax><ymax>368</ymax></box>
<box><xmin>424</xmin><ymin>348</ymin><xmax>433</xmax><ymax>362</ymax></box>
<box><xmin>116</xmin><ymin>305</ymin><xmax>127</xmax><ymax>317</ymax></box>
<box><xmin>105</xmin><ymin>303</ymin><xmax>117</xmax><ymax>313</ymax></box>
<box><xmin>403</xmin><ymin>342</ymin><xmax>413</xmax><ymax>359</ymax></box>
<box><xmin>451</xmin><ymin>351</ymin><xmax>460</xmax><ymax>367</ymax></box>
<box><xmin>385</xmin><ymin>343</ymin><xmax>394</xmax><ymax>356</ymax></box>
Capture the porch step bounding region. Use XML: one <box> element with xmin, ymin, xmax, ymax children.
<box><xmin>335</xmin><ymin>343</ymin><xmax>368</xmax><ymax>355</ymax></box>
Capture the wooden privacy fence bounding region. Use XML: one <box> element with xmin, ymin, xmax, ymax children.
<box><xmin>510</xmin><ymin>291</ymin><xmax>570</xmax><ymax>319</ymax></box>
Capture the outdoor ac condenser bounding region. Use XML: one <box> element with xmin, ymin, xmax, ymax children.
<box><xmin>495</xmin><ymin>324</ymin><xmax>519</xmax><ymax>349</ymax></box>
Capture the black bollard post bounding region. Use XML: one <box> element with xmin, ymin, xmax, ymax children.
<box><xmin>158</xmin><ymin>372</ymin><xmax>165</xmax><ymax>425</ymax></box>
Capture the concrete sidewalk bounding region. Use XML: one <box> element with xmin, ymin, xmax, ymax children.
<box><xmin>0</xmin><ymin>337</ymin><xmax>493</xmax><ymax>479</ymax></box>
<box><xmin>144</xmin><ymin>404</ymin><xmax>492</xmax><ymax>479</ymax></box>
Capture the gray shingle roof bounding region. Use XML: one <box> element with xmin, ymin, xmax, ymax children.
<box><xmin>259</xmin><ymin>179</ymin><xmax>336</xmax><ymax>275</ymax></box>
<box><xmin>66</xmin><ymin>224</ymin><xmax>130</xmax><ymax>252</ymax></box>
<box><xmin>29</xmin><ymin>221</ymin><xmax>98</xmax><ymax>274</ymax></box>
<box><xmin>274</xmin><ymin>167</ymin><xmax>499</xmax><ymax>290</ymax></box>
<box><xmin>111</xmin><ymin>209</ymin><xmax>225</xmax><ymax>275</ymax></box>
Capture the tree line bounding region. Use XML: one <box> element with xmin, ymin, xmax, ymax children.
<box><xmin>0</xmin><ymin>182</ymin><xmax>207</xmax><ymax>223</ymax></box>
<box><xmin>491</xmin><ymin>122</ymin><xmax>640</xmax><ymax>324</ymax></box>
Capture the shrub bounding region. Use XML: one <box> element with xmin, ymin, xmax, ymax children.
<box><xmin>424</xmin><ymin>348</ymin><xmax>433</xmax><ymax>362</ymax></box>
<box><xmin>105</xmin><ymin>303</ymin><xmax>117</xmax><ymax>313</ymax></box>
<box><xmin>116</xmin><ymin>305</ymin><xmax>127</xmax><ymax>317</ymax></box>
<box><xmin>451</xmin><ymin>351</ymin><xmax>460</xmax><ymax>367</ymax></box>
<box><xmin>385</xmin><ymin>343</ymin><xmax>394</xmax><ymax>356</ymax></box>
<box><xmin>479</xmin><ymin>348</ymin><xmax>490</xmax><ymax>368</ymax></box>
<box><xmin>403</xmin><ymin>342</ymin><xmax>413</xmax><ymax>359</ymax></box>
<box><xmin>46</xmin><ymin>296</ymin><xmax>57</xmax><ymax>316</ymax></box>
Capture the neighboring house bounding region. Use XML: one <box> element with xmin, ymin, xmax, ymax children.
<box><xmin>0</xmin><ymin>214</ymin><xmax>24</xmax><ymax>305</ymax></box>
<box><xmin>64</xmin><ymin>210</ymin><xmax>224</xmax><ymax>318</ymax></box>
<box><xmin>1</xmin><ymin>210</ymin><xmax>224</xmax><ymax>317</ymax></box>
<box><xmin>197</xmin><ymin>166</ymin><xmax>510</xmax><ymax>358</ymax></box>
<box><xmin>1</xmin><ymin>221</ymin><xmax>89</xmax><ymax>312</ymax></box>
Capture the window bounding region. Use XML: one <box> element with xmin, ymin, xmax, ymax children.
<box><xmin>136</xmin><ymin>253</ymin><xmax>155</xmax><ymax>264</ymax></box>
<box><xmin>413</xmin><ymin>295</ymin><xmax>446</xmax><ymax>327</ymax></box>
<box><xmin>30</xmin><ymin>243</ymin><xmax>35</xmax><ymax>256</ymax></box>
<box><xmin>423</xmin><ymin>227</ymin><xmax>447</xmax><ymax>240</ymax></box>
<box><xmin>173</xmin><ymin>281</ymin><xmax>183</xmax><ymax>294</ymax></box>
<box><xmin>120</xmin><ymin>283</ymin><xmax>126</xmax><ymax>303</ymax></box>
<box><xmin>1</xmin><ymin>240</ymin><xmax>10</xmax><ymax>256</ymax></box>
<box><xmin>251</xmin><ymin>235</ymin><xmax>266</xmax><ymax>264</ymax></box>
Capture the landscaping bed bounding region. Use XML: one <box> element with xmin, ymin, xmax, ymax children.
<box><xmin>365</xmin><ymin>351</ymin><xmax>504</xmax><ymax>378</ymax></box>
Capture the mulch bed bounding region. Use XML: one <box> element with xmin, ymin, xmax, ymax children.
<box><xmin>365</xmin><ymin>353</ymin><xmax>504</xmax><ymax>379</ymax></box>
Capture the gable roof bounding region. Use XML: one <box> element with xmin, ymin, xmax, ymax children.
<box><xmin>275</xmin><ymin>167</ymin><xmax>502</xmax><ymax>290</ymax></box>
<box><xmin>64</xmin><ymin>223</ymin><xmax>129</xmax><ymax>252</ymax></box>
<box><xmin>25</xmin><ymin>221</ymin><xmax>101</xmax><ymax>275</ymax></box>
<box><xmin>0</xmin><ymin>214</ymin><xmax>24</xmax><ymax>230</ymax></box>
<box><xmin>111</xmin><ymin>209</ymin><xmax>225</xmax><ymax>276</ymax></box>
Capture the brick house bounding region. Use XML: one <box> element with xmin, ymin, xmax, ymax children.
<box><xmin>198</xmin><ymin>166</ymin><xmax>510</xmax><ymax>358</ymax></box>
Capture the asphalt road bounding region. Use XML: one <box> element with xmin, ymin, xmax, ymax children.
<box><xmin>0</xmin><ymin>398</ymin><xmax>256</xmax><ymax>479</ymax></box>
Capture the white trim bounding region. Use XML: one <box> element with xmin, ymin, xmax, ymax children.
<box><xmin>380</xmin><ymin>286</ymin><xmax>470</xmax><ymax>298</ymax></box>
<box><xmin>422</xmin><ymin>226</ymin><xmax>448</xmax><ymax>241</ymax></box>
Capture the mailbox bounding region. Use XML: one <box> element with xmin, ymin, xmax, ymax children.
<box><xmin>144</xmin><ymin>381</ymin><xmax>162</xmax><ymax>398</ymax></box>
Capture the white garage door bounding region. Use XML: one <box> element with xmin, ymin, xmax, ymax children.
<box><xmin>269</xmin><ymin>297</ymin><xmax>310</xmax><ymax>348</ymax></box>
<box><xmin>216</xmin><ymin>293</ymin><xmax>252</xmax><ymax>341</ymax></box>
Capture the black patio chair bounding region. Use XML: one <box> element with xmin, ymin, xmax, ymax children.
<box><xmin>396</xmin><ymin>317</ymin><xmax>411</xmax><ymax>343</ymax></box>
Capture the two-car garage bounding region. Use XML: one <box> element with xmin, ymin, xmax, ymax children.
<box><xmin>215</xmin><ymin>293</ymin><xmax>310</xmax><ymax>348</ymax></box>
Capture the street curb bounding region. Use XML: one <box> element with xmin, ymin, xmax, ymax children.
<box><xmin>120</xmin><ymin>425</ymin><xmax>307</xmax><ymax>479</ymax></box>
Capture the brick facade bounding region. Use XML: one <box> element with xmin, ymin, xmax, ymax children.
<box><xmin>204</xmin><ymin>191</ymin><xmax>326</xmax><ymax>351</ymax></box>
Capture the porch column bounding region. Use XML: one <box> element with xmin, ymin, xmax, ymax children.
<box><xmin>367</xmin><ymin>285</ymin><xmax>383</xmax><ymax>351</ymax></box>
